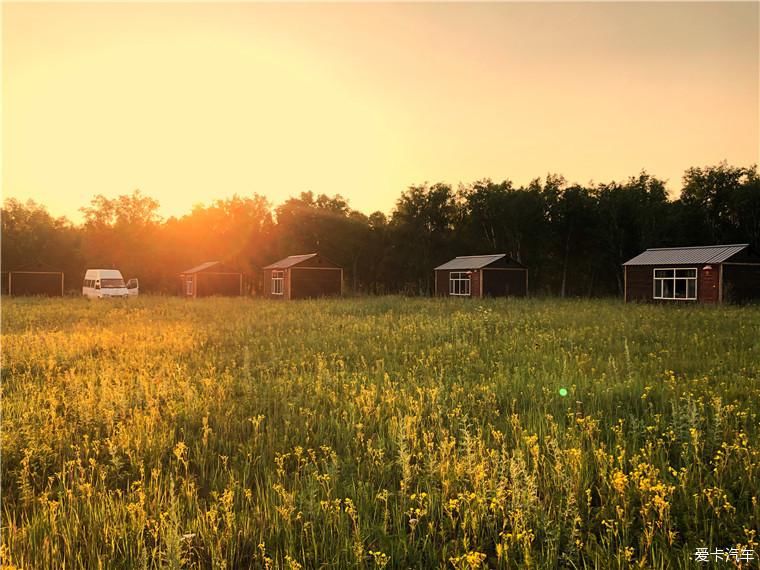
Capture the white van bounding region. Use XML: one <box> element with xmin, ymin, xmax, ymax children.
<box><xmin>82</xmin><ymin>269</ymin><xmax>139</xmax><ymax>299</ymax></box>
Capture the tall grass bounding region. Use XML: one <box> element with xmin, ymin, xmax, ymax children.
<box><xmin>2</xmin><ymin>297</ymin><xmax>758</xmax><ymax>568</ymax></box>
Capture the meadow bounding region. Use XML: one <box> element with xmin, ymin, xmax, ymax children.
<box><xmin>1</xmin><ymin>296</ymin><xmax>759</xmax><ymax>569</ymax></box>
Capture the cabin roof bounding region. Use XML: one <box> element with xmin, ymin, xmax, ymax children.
<box><xmin>180</xmin><ymin>261</ymin><xmax>222</xmax><ymax>274</ymax></box>
<box><xmin>435</xmin><ymin>254</ymin><xmax>512</xmax><ymax>271</ymax></box>
<box><xmin>263</xmin><ymin>253</ymin><xmax>318</xmax><ymax>270</ymax></box>
<box><xmin>623</xmin><ymin>244</ymin><xmax>749</xmax><ymax>266</ymax></box>
<box><xmin>3</xmin><ymin>261</ymin><xmax>63</xmax><ymax>272</ymax></box>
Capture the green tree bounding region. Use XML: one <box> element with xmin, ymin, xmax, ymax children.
<box><xmin>389</xmin><ymin>183</ymin><xmax>459</xmax><ymax>294</ymax></box>
<box><xmin>544</xmin><ymin>181</ymin><xmax>598</xmax><ymax>297</ymax></box>
<box><xmin>80</xmin><ymin>190</ymin><xmax>162</xmax><ymax>288</ymax></box>
<box><xmin>728</xmin><ymin>166</ymin><xmax>760</xmax><ymax>250</ymax></box>
<box><xmin>595</xmin><ymin>172</ymin><xmax>670</xmax><ymax>295</ymax></box>
<box><xmin>274</xmin><ymin>192</ymin><xmax>372</xmax><ymax>292</ymax></box>
<box><xmin>1</xmin><ymin>199</ymin><xmax>82</xmax><ymax>291</ymax></box>
<box><xmin>680</xmin><ymin>162</ymin><xmax>755</xmax><ymax>243</ymax></box>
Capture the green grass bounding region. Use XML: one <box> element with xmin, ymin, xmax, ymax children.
<box><xmin>2</xmin><ymin>296</ymin><xmax>759</xmax><ymax>568</ymax></box>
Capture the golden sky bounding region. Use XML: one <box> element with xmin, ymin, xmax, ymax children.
<box><xmin>3</xmin><ymin>2</ymin><xmax>758</xmax><ymax>222</ymax></box>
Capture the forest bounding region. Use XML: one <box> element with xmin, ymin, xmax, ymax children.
<box><xmin>2</xmin><ymin>162</ymin><xmax>758</xmax><ymax>297</ymax></box>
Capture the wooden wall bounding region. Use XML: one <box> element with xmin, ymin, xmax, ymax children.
<box><xmin>723</xmin><ymin>264</ymin><xmax>760</xmax><ymax>303</ymax></box>
<box><xmin>6</xmin><ymin>272</ymin><xmax>64</xmax><ymax>297</ymax></box>
<box><xmin>625</xmin><ymin>266</ymin><xmax>651</xmax><ymax>302</ymax></box>
<box><xmin>482</xmin><ymin>269</ymin><xmax>528</xmax><ymax>297</ymax></box>
<box><xmin>195</xmin><ymin>273</ymin><xmax>242</xmax><ymax>297</ymax></box>
<box><xmin>626</xmin><ymin>264</ymin><xmax>720</xmax><ymax>303</ymax></box>
<box><xmin>435</xmin><ymin>270</ymin><xmax>448</xmax><ymax>297</ymax></box>
<box><xmin>265</xmin><ymin>265</ymin><xmax>342</xmax><ymax>299</ymax></box>
<box><xmin>291</xmin><ymin>268</ymin><xmax>342</xmax><ymax>299</ymax></box>
<box><xmin>434</xmin><ymin>269</ymin><xmax>482</xmax><ymax>298</ymax></box>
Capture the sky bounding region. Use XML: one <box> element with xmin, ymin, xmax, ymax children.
<box><xmin>3</xmin><ymin>2</ymin><xmax>758</xmax><ymax>223</ymax></box>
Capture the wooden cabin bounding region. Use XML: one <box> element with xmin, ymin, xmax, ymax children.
<box><xmin>1</xmin><ymin>262</ymin><xmax>66</xmax><ymax>296</ymax></box>
<box><xmin>1</xmin><ymin>270</ymin><xmax>64</xmax><ymax>296</ymax></box>
<box><xmin>179</xmin><ymin>261</ymin><xmax>243</xmax><ymax>298</ymax></box>
<box><xmin>623</xmin><ymin>244</ymin><xmax>760</xmax><ymax>304</ymax></box>
<box><xmin>434</xmin><ymin>254</ymin><xmax>528</xmax><ymax>298</ymax></box>
<box><xmin>263</xmin><ymin>253</ymin><xmax>342</xmax><ymax>300</ymax></box>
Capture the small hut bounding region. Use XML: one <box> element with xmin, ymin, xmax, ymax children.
<box><xmin>179</xmin><ymin>261</ymin><xmax>243</xmax><ymax>298</ymax></box>
<box><xmin>434</xmin><ymin>254</ymin><xmax>528</xmax><ymax>298</ymax></box>
<box><xmin>263</xmin><ymin>253</ymin><xmax>342</xmax><ymax>300</ymax></box>
<box><xmin>1</xmin><ymin>270</ymin><xmax>64</xmax><ymax>296</ymax></box>
<box><xmin>623</xmin><ymin>244</ymin><xmax>760</xmax><ymax>304</ymax></box>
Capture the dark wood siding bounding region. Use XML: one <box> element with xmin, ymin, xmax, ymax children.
<box><xmin>195</xmin><ymin>273</ymin><xmax>242</xmax><ymax>297</ymax></box>
<box><xmin>723</xmin><ymin>264</ymin><xmax>760</xmax><ymax>303</ymax></box>
<box><xmin>434</xmin><ymin>270</ymin><xmax>481</xmax><ymax>298</ymax></box>
<box><xmin>180</xmin><ymin>262</ymin><xmax>244</xmax><ymax>298</ymax></box>
<box><xmin>435</xmin><ymin>270</ymin><xmax>448</xmax><ymax>297</ymax></box>
<box><xmin>6</xmin><ymin>272</ymin><xmax>64</xmax><ymax>296</ymax></box>
<box><xmin>625</xmin><ymin>266</ymin><xmax>652</xmax><ymax>302</ymax></box>
<box><xmin>482</xmin><ymin>269</ymin><xmax>527</xmax><ymax>297</ymax></box>
<box><xmin>626</xmin><ymin>264</ymin><xmax>718</xmax><ymax>303</ymax></box>
<box><xmin>471</xmin><ymin>271</ymin><xmax>482</xmax><ymax>298</ymax></box>
<box><xmin>290</xmin><ymin>268</ymin><xmax>341</xmax><ymax>299</ymax></box>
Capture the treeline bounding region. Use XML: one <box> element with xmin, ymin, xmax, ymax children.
<box><xmin>3</xmin><ymin>162</ymin><xmax>759</xmax><ymax>297</ymax></box>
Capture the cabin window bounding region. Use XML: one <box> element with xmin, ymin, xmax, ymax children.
<box><xmin>272</xmin><ymin>270</ymin><xmax>284</xmax><ymax>295</ymax></box>
<box><xmin>449</xmin><ymin>272</ymin><xmax>471</xmax><ymax>296</ymax></box>
<box><xmin>186</xmin><ymin>278</ymin><xmax>193</xmax><ymax>296</ymax></box>
<box><xmin>653</xmin><ymin>268</ymin><xmax>697</xmax><ymax>300</ymax></box>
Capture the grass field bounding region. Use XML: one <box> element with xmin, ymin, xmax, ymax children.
<box><xmin>2</xmin><ymin>297</ymin><xmax>759</xmax><ymax>569</ymax></box>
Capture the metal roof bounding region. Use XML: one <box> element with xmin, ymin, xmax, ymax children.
<box><xmin>180</xmin><ymin>261</ymin><xmax>222</xmax><ymax>274</ymax></box>
<box><xmin>263</xmin><ymin>253</ymin><xmax>318</xmax><ymax>270</ymax></box>
<box><xmin>623</xmin><ymin>244</ymin><xmax>749</xmax><ymax>266</ymax></box>
<box><xmin>435</xmin><ymin>254</ymin><xmax>507</xmax><ymax>271</ymax></box>
<box><xmin>3</xmin><ymin>261</ymin><xmax>63</xmax><ymax>272</ymax></box>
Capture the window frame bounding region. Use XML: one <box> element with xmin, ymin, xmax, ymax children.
<box><xmin>653</xmin><ymin>267</ymin><xmax>697</xmax><ymax>301</ymax></box>
<box><xmin>272</xmin><ymin>270</ymin><xmax>285</xmax><ymax>295</ymax></box>
<box><xmin>101</xmin><ymin>278</ymin><xmax>125</xmax><ymax>289</ymax></box>
<box><xmin>449</xmin><ymin>271</ymin><xmax>472</xmax><ymax>296</ymax></box>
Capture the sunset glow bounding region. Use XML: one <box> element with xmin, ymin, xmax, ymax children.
<box><xmin>3</xmin><ymin>2</ymin><xmax>758</xmax><ymax>221</ymax></box>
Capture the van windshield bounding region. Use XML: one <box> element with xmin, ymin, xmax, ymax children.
<box><xmin>101</xmin><ymin>278</ymin><xmax>125</xmax><ymax>288</ymax></box>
